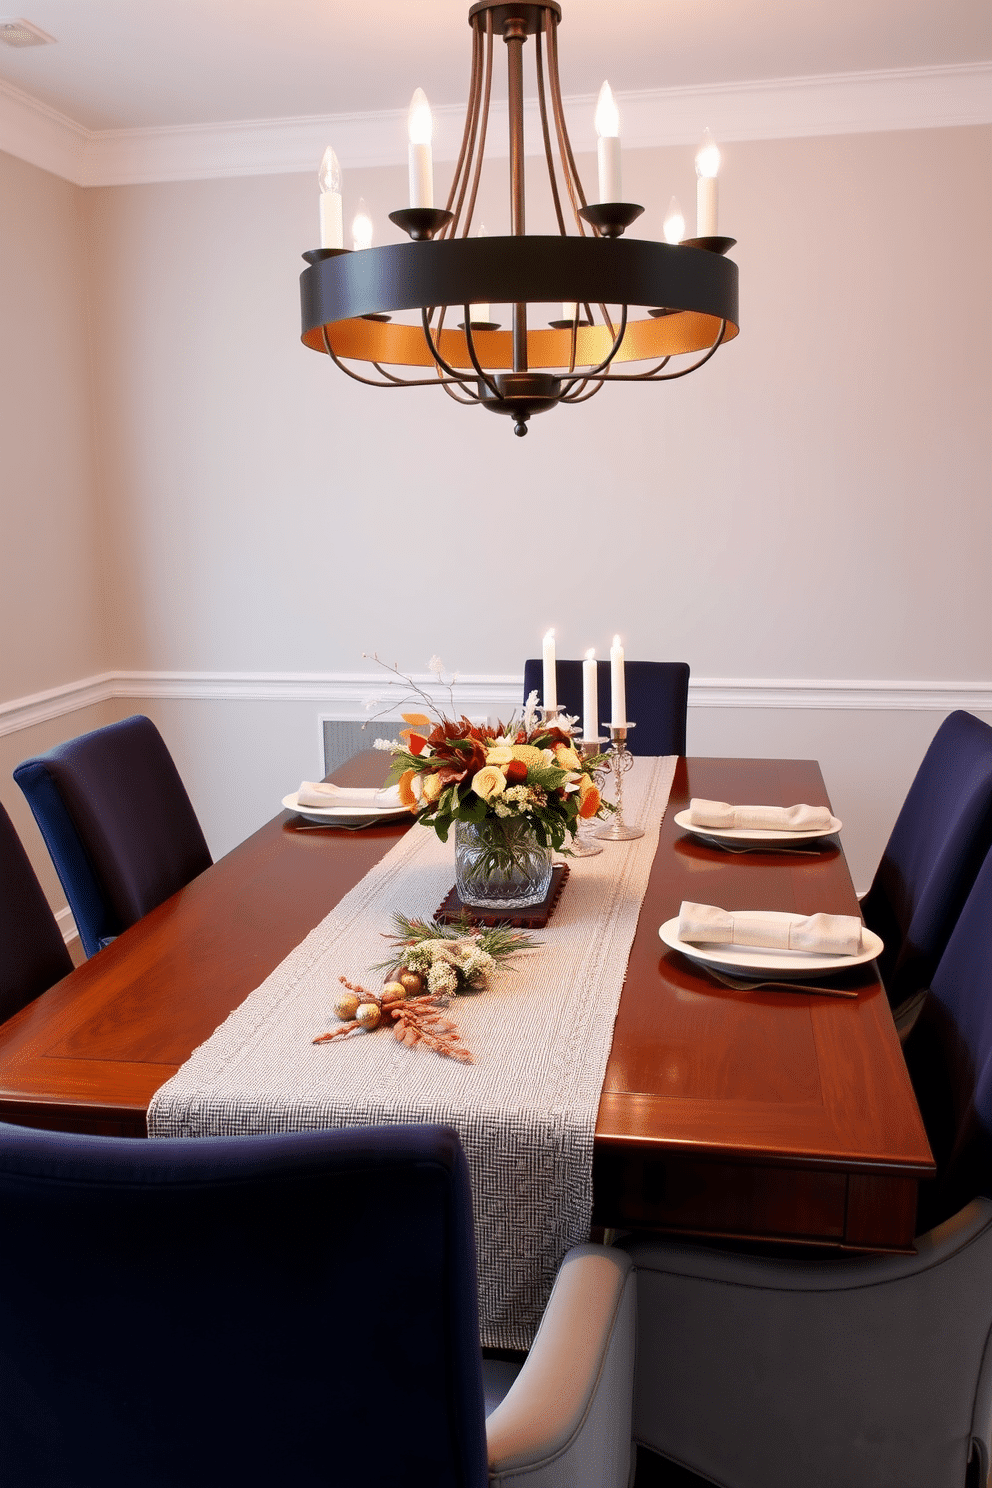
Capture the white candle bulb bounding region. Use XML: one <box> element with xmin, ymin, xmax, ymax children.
<box><xmin>542</xmin><ymin>629</ymin><xmax>557</xmax><ymax>713</ymax></box>
<box><xmin>695</xmin><ymin>128</ymin><xmax>720</xmax><ymax>237</ymax></box>
<box><xmin>610</xmin><ymin>634</ymin><xmax>626</xmax><ymax>729</ymax></box>
<box><xmin>663</xmin><ymin>195</ymin><xmax>685</xmax><ymax>245</ymax></box>
<box><xmin>582</xmin><ymin>650</ymin><xmax>598</xmax><ymax>742</ymax></box>
<box><xmin>594</xmin><ymin>81</ymin><xmax>622</xmax><ymax>204</ymax></box>
<box><xmin>470</xmin><ymin>224</ymin><xmax>489</xmax><ymax>324</ymax></box>
<box><xmin>352</xmin><ymin>198</ymin><xmax>374</xmax><ymax>252</ymax></box>
<box><xmin>318</xmin><ymin>146</ymin><xmax>343</xmax><ymax>250</ymax></box>
<box><xmin>407</xmin><ymin>87</ymin><xmax>434</xmax><ymax>209</ymax></box>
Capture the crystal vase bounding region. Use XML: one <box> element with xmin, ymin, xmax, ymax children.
<box><xmin>454</xmin><ymin>818</ymin><xmax>553</xmax><ymax>910</ymax></box>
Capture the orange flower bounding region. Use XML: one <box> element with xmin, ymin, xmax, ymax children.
<box><xmin>578</xmin><ymin>781</ymin><xmax>602</xmax><ymax>819</ymax></box>
<box><xmin>398</xmin><ymin>769</ymin><xmax>420</xmax><ymax>810</ymax></box>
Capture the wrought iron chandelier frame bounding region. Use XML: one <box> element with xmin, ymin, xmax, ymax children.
<box><xmin>300</xmin><ymin>0</ymin><xmax>739</xmax><ymax>435</ymax></box>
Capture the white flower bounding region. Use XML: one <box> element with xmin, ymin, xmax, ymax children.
<box><xmin>373</xmin><ymin>737</ymin><xmax>402</xmax><ymax>752</ymax></box>
<box><xmin>428</xmin><ymin>962</ymin><xmax>458</xmax><ymax>996</ymax></box>
<box><xmin>522</xmin><ymin>690</ymin><xmax>540</xmax><ymax>732</ymax></box>
<box><xmin>428</xmin><ymin>655</ymin><xmax>445</xmax><ymax>675</ymax></box>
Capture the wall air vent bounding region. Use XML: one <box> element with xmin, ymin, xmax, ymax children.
<box><xmin>0</xmin><ymin>17</ymin><xmax>56</xmax><ymax>46</ymax></box>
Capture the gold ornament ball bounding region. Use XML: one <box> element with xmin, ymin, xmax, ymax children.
<box><xmin>398</xmin><ymin>969</ymin><xmax>425</xmax><ymax>996</ymax></box>
<box><xmin>383</xmin><ymin>981</ymin><xmax>408</xmax><ymax>1002</ymax></box>
<box><xmin>355</xmin><ymin>1002</ymin><xmax>382</xmax><ymax>1031</ymax></box>
<box><xmin>334</xmin><ymin>991</ymin><xmax>360</xmax><ymax>1021</ymax></box>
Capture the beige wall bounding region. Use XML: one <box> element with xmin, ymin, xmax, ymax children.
<box><xmin>0</xmin><ymin>151</ymin><xmax>107</xmax><ymax>698</ymax></box>
<box><xmin>83</xmin><ymin>127</ymin><xmax>991</xmax><ymax>679</ymax></box>
<box><xmin>0</xmin><ymin>124</ymin><xmax>989</xmax><ymax>923</ymax></box>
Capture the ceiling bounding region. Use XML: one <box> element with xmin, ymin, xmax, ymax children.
<box><xmin>0</xmin><ymin>0</ymin><xmax>987</xmax><ymax>134</ymax></box>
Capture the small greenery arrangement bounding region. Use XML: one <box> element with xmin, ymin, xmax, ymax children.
<box><xmin>373</xmin><ymin>912</ymin><xmax>540</xmax><ymax>997</ymax></box>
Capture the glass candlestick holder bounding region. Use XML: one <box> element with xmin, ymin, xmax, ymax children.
<box><xmin>593</xmin><ymin>724</ymin><xmax>644</xmax><ymax>841</ymax></box>
<box><xmin>569</xmin><ymin>737</ymin><xmax>607</xmax><ymax>857</ymax></box>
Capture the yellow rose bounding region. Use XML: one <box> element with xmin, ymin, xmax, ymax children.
<box><xmin>509</xmin><ymin>744</ymin><xmax>545</xmax><ymax>766</ymax></box>
<box><xmin>554</xmin><ymin>744</ymin><xmax>581</xmax><ymax>770</ymax></box>
<box><xmin>472</xmin><ymin>765</ymin><xmax>507</xmax><ymax>801</ymax></box>
<box><xmin>421</xmin><ymin>772</ymin><xmax>444</xmax><ymax>804</ymax></box>
<box><xmin>486</xmin><ymin>746</ymin><xmax>514</xmax><ymax>766</ymax></box>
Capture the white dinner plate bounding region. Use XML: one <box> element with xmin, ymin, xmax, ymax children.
<box><xmin>658</xmin><ymin>913</ymin><xmax>883</xmax><ymax>979</ymax></box>
<box><xmin>673</xmin><ymin>808</ymin><xmax>842</xmax><ymax>846</ymax></box>
<box><xmin>281</xmin><ymin>793</ymin><xmax>411</xmax><ymax>827</ymax></box>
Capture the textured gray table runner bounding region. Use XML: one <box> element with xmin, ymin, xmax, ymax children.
<box><xmin>148</xmin><ymin>755</ymin><xmax>677</xmax><ymax>1347</ymax></box>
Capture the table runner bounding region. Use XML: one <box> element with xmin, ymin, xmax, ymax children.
<box><xmin>149</xmin><ymin>755</ymin><xmax>676</xmax><ymax>1347</ymax></box>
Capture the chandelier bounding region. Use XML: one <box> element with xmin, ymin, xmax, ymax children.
<box><xmin>299</xmin><ymin>0</ymin><xmax>739</xmax><ymax>437</ymax></box>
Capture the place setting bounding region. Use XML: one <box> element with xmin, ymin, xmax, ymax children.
<box><xmin>674</xmin><ymin>796</ymin><xmax>842</xmax><ymax>856</ymax></box>
<box><xmin>660</xmin><ymin>898</ymin><xmax>883</xmax><ymax>998</ymax></box>
<box><xmin>281</xmin><ymin>779</ymin><xmax>410</xmax><ymax>830</ymax></box>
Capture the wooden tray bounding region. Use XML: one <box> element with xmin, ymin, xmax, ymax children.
<box><xmin>435</xmin><ymin>863</ymin><xmax>570</xmax><ymax>928</ymax></box>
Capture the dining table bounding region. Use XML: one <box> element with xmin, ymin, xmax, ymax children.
<box><xmin>0</xmin><ymin>753</ymin><xmax>934</xmax><ymax>1254</ymax></box>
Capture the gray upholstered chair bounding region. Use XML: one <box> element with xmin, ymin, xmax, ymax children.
<box><xmin>620</xmin><ymin>1205</ymin><xmax>992</xmax><ymax>1488</ymax></box>
<box><xmin>619</xmin><ymin>845</ymin><xmax>992</xmax><ymax>1488</ymax></box>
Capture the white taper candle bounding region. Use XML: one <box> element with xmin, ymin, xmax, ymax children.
<box><xmin>318</xmin><ymin>146</ymin><xmax>343</xmax><ymax>250</ymax></box>
<box><xmin>583</xmin><ymin>650</ymin><xmax>598</xmax><ymax>741</ymax></box>
<box><xmin>408</xmin><ymin>88</ymin><xmax>434</xmax><ymax>209</ymax></box>
<box><xmin>695</xmin><ymin>129</ymin><xmax>720</xmax><ymax>237</ymax></box>
<box><xmin>542</xmin><ymin>630</ymin><xmax>557</xmax><ymax>713</ymax></box>
<box><xmin>594</xmin><ymin>82</ymin><xmax>622</xmax><ymax>203</ymax></box>
<box><xmin>610</xmin><ymin>635</ymin><xmax>626</xmax><ymax>728</ymax></box>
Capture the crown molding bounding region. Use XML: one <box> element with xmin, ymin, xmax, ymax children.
<box><xmin>1</xmin><ymin>670</ymin><xmax>990</xmax><ymax>738</ymax></box>
<box><xmin>1</xmin><ymin>61</ymin><xmax>988</xmax><ymax>188</ymax></box>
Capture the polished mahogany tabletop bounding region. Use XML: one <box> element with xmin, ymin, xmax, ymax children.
<box><xmin>0</xmin><ymin>755</ymin><xmax>933</xmax><ymax>1251</ymax></box>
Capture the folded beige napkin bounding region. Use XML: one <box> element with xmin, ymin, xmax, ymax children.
<box><xmin>296</xmin><ymin>781</ymin><xmax>404</xmax><ymax>810</ymax></box>
<box><xmin>688</xmin><ymin>798</ymin><xmax>834</xmax><ymax>832</ymax></box>
<box><xmin>678</xmin><ymin>901</ymin><xmax>863</xmax><ymax>956</ymax></box>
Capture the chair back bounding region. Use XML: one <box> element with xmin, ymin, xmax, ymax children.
<box><xmin>14</xmin><ymin>714</ymin><xmax>212</xmax><ymax>957</ymax></box>
<box><xmin>904</xmin><ymin>845</ymin><xmax>992</xmax><ymax>1233</ymax></box>
<box><xmin>860</xmin><ymin>710</ymin><xmax>992</xmax><ymax>1009</ymax></box>
<box><xmin>0</xmin><ymin>801</ymin><xmax>72</xmax><ymax>1022</ymax></box>
<box><xmin>0</xmin><ymin>1121</ymin><xmax>489</xmax><ymax>1488</ymax></box>
<box><xmin>522</xmin><ymin>659</ymin><xmax>689</xmax><ymax>756</ymax></box>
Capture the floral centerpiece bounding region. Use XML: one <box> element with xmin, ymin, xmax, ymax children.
<box><xmin>371</xmin><ymin>658</ymin><xmax>611</xmax><ymax>909</ymax></box>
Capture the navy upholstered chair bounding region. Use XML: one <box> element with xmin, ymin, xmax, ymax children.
<box><xmin>522</xmin><ymin>659</ymin><xmax>690</xmax><ymax>756</ymax></box>
<box><xmin>0</xmin><ymin>800</ymin><xmax>72</xmax><ymax>1023</ymax></box>
<box><xmin>14</xmin><ymin>714</ymin><xmax>212</xmax><ymax>958</ymax></box>
<box><xmin>620</xmin><ymin>848</ymin><xmax>992</xmax><ymax>1488</ymax></box>
<box><xmin>902</xmin><ymin>844</ymin><xmax>992</xmax><ymax>1235</ymax></box>
<box><xmin>860</xmin><ymin>709</ymin><xmax>992</xmax><ymax>1015</ymax></box>
<box><xmin>0</xmin><ymin>1121</ymin><xmax>635</xmax><ymax>1488</ymax></box>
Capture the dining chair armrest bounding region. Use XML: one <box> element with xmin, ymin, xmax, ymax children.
<box><xmin>486</xmin><ymin>1245</ymin><xmax>635</xmax><ymax>1488</ymax></box>
<box><xmin>618</xmin><ymin>1199</ymin><xmax>992</xmax><ymax>1488</ymax></box>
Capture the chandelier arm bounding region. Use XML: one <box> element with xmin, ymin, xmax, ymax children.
<box><xmin>561</xmin><ymin>378</ymin><xmax>608</xmax><ymax>405</ymax></box>
<box><xmin>559</xmin><ymin>303</ymin><xmax>628</xmax><ymax>397</ymax></box>
<box><xmin>437</xmin><ymin>375</ymin><xmax>482</xmax><ymax>405</ymax></box>
<box><xmin>546</xmin><ymin>19</ymin><xmax>589</xmax><ymax>229</ymax></box>
<box><xmin>443</xmin><ymin>20</ymin><xmax>483</xmax><ymax>233</ymax></box>
<box><xmin>445</xmin><ymin>23</ymin><xmax>484</xmax><ymax>239</ymax></box>
<box><xmin>461</xmin><ymin>12</ymin><xmax>494</xmax><ymax>239</ymax></box>
<box><xmin>590</xmin><ymin>320</ymin><xmax>728</xmax><ymax>382</ymax></box>
<box><xmin>534</xmin><ymin>23</ymin><xmax>568</xmax><ymax>238</ymax></box>
<box><xmin>461</xmin><ymin>307</ymin><xmax>501</xmax><ymax>399</ymax></box>
<box><xmin>617</xmin><ymin>354</ymin><xmax>672</xmax><ymax>381</ymax></box>
<box><xmin>567</xmin><ymin>314</ymin><xmax>578</xmax><ymax>377</ymax></box>
<box><xmin>320</xmin><ymin>327</ymin><xmax>472</xmax><ymax>390</ymax></box>
<box><xmin>420</xmin><ymin>307</ymin><xmax>486</xmax><ymax>389</ymax></box>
